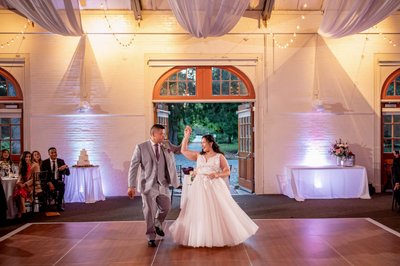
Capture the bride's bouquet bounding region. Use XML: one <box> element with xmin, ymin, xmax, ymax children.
<box><xmin>189</xmin><ymin>169</ymin><xmax>197</xmax><ymax>183</ymax></box>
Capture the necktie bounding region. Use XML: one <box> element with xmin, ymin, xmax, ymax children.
<box><xmin>52</xmin><ymin>160</ymin><xmax>57</xmax><ymax>179</ymax></box>
<box><xmin>154</xmin><ymin>144</ymin><xmax>160</xmax><ymax>161</ymax></box>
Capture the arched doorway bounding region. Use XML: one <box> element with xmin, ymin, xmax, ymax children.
<box><xmin>153</xmin><ymin>66</ymin><xmax>256</xmax><ymax>192</ymax></box>
<box><xmin>0</xmin><ymin>67</ymin><xmax>23</xmax><ymax>163</ymax></box>
<box><xmin>381</xmin><ymin>67</ymin><xmax>400</xmax><ymax>191</ymax></box>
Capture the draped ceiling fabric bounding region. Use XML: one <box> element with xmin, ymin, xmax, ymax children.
<box><xmin>167</xmin><ymin>0</ymin><xmax>250</xmax><ymax>38</ymax></box>
<box><xmin>2</xmin><ymin>0</ymin><xmax>83</xmax><ymax>36</ymax></box>
<box><xmin>318</xmin><ymin>0</ymin><xmax>400</xmax><ymax>38</ymax></box>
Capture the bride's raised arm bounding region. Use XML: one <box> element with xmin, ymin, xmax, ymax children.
<box><xmin>181</xmin><ymin>126</ymin><xmax>198</xmax><ymax>161</ymax></box>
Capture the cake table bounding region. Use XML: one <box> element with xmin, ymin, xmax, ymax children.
<box><xmin>64</xmin><ymin>165</ymin><xmax>105</xmax><ymax>203</ymax></box>
<box><xmin>1</xmin><ymin>176</ymin><xmax>18</xmax><ymax>219</ymax></box>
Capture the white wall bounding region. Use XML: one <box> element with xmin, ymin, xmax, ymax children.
<box><xmin>0</xmin><ymin>10</ymin><xmax>399</xmax><ymax>195</ymax></box>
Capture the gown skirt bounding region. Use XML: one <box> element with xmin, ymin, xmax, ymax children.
<box><xmin>169</xmin><ymin>154</ymin><xmax>258</xmax><ymax>247</ymax></box>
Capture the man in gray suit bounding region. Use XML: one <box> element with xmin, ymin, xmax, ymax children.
<box><xmin>128</xmin><ymin>124</ymin><xmax>179</xmax><ymax>247</ymax></box>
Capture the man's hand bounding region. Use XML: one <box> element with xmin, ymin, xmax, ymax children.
<box><xmin>48</xmin><ymin>182</ymin><xmax>55</xmax><ymax>191</ymax></box>
<box><xmin>395</xmin><ymin>183</ymin><xmax>400</xmax><ymax>191</ymax></box>
<box><xmin>207</xmin><ymin>172</ymin><xmax>220</xmax><ymax>179</ymax></box>
<box><xmin>59</xmin><ymin>165</ymin><xmax>68</xmax><ymax>171</ymax></box>
<box><xmin>128</xmin><ymin>187</ymin><xmax>136</xmax><ymax>199</ymax></box>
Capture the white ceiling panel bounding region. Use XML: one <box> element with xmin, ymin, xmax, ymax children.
<box><xmin>274</xmin><ymin>0</ymin><xmax>324</xmax><ymax>11</ymax></box>
<box><xmin>78</xmin><ymin>0</ymin><xmax>131</xmax><ymax>10</ymax></box>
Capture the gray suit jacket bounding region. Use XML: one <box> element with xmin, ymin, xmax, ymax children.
<box><xmin>128</xmin><ymin>140</ymin><xmax>179</xmax><ymax>194</ymax></box>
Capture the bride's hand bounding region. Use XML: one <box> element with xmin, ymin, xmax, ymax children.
<box><xmin>184</xmin><ymin>126</ymin><xmax>192</xmax><ymax>137</ymax></box>
<box><xmin>208</xmin><ymin>172</ymin><xmax>219</xmax><ymax>179</ymax></box>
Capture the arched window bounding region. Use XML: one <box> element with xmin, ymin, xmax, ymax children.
<box><xmin>0</xmin><ymin>67</ymin><xmax>23</xmax><ymax>162</ymax></box>
<box><xmin>382</xmin><ymin>68</ymin><xmax>400</xmax><ymax>99</ymax></box>
<box><xmin>153</xmin><ymin>66</ymin><xmax>255</xmax><ymax>101</ymax></box>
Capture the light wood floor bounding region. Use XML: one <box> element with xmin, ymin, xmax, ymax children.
<box><xmin>0</xmin><ymin>218</ymin><xmax>399</xmax><ymax>265</ymax></box>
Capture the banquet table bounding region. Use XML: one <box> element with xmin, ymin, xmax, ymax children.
<box><xmin>281</xmin><ymin>165</ymin><xmax>371</xmax><ymax>202</ymax></box>
<box><xmin>64</xmin><ymin>166</ymin><xmax>105</xmax><ymax>203</ymax></box>
<box><xmin>1</xmin><ymin>176</ymin><xmax>18</xmax><ymax>219</ymax></box>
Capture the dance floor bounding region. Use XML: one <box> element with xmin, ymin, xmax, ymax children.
<box><xmin>0</xmin><ymin>218</ymin><xmax>399</xmax><ymax>265</ymax></box>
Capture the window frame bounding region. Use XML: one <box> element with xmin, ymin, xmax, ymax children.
<box><xmin>381</xmin><ymin>68</ymin><xmax>400</xmax><ymax>99</ymax></box>
<box><xmin>153</xmin><ymin>66</ymin><xmax>255</xmax><ymax>101</ymax></box>
<box><xmin>0</xmin><ymin>67</ymin><xmax>23</xmax><ymax>163</ymax></box>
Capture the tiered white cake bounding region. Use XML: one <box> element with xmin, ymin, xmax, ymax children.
<box><xmin>77</xmin><ymin>149</ymin><xmax>91</xmax><ymax>166</ymax></box>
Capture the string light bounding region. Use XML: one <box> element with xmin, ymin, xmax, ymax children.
<box><xmin>0</xmin><ymin>19</ymin><xmax>31</xmax><ymax>49</ymax></box>
<box><xmin>374</xmin><ymin>26</ymin><xmax>398</xmax><ymax>47</ymax></box>
<box><xmin>271</xmin><ymin>2</ymin><xmax>308</xmax><ymax>49</ymax></box>
<box><xmin>101</xmin><ymin>2</ymin><xmax>135</xmax><ymax>47</ymax></box>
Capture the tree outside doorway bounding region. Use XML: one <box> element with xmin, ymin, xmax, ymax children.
<box><xmin>167</xmin><ymin>103</ymin><xmax>240</xmax><ymax>189</ymax></box>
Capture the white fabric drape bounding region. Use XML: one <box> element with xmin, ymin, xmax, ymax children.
<box><xmin>167</xmin><ymin>0</ymin><xmax>249</xmax><ymax>38</ymax></box>
<box><xmin>318</xmin><ymin>0</ymin><xmax>400</xmax><ymax>38</ymax></box>
<box><xmin>2</xmin><ymin>0</ymin><xmax>83</xmax><ymax>36</ymax></box>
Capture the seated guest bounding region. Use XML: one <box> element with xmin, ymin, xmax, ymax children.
<box><xmin>32</xmin><ymin>151</ymin><xmax>43</xmax><ymax>168</ymax></box>
<box><xmin>41</xmin><ymin>147</ymin><xmax>70</xmax><ymax>211</ymax></box>
<box><xmin>393</xmin><ymin>151</ymin><xmax>400</xmax><ymax>210</ymax></box>
<box><xmin>13</xmin><ymin>151</ymin><xmax>40</xmax><ymax>218</ymax></box>
<box><xmin>31</xmin><ymin>150</ymin><xmax>44</xmax><ymax>197</ymax></box>
<box><xmin>0</xmin><ymin>149</ymin><xmax>13</xmax><ymax>177</ymax></box>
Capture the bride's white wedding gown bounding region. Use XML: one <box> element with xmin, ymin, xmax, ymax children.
<box><xmin>169</xmin><ymin>153</ymin><xmax>258</xmax><ymax>247</ymax></box>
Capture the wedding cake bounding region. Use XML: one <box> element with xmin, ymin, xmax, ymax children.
<box><xmin>77</xmin><ymin>149</ymin><xmax>91</xmax><ymax>166</ymax></box>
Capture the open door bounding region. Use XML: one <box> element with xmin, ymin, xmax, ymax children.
<box><xmin>154</xmin><ymin>103</ymin><xmax>170</xmax><ymax>138</ymax></box>
<box><xmin>381</xmin><ymin>110</ymin><xmax>400</xmax><ymax>191</ymax></box>
<box><xmin>380</xmin><ymin>69</ymin><xmax>400</xmax><ymax>192</ymax></box>
<box><xmin>237</xmin><ymin>103</ymin><xmax>254</xmax><ymax>192</ymax></box>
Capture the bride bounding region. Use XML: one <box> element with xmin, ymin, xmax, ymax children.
<box><xmin>169</xmin><ymin>126</ymin><xmax>258</xmax><ymax>247</ymax></box>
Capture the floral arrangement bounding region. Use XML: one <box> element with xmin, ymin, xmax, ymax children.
<box><xmin>0</xmin><ymin>161</ymin><xmax>11</xmax><ymax>177</ymax></box>
<box><xmin>329</xmin><ymin>139</ymin><xmax>354</xmax><ymax>158</ymax></box>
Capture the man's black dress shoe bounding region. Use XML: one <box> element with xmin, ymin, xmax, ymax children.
<box><xmin>148</xmin><ymin>240</ymin><xmax>157</xmax><ymax>247</ymax></box>
<box><xmin>155</xmin><ymin>226</ymin><xmax>165</xmax><ymax>237</ymax></box>
<box><xmin>57</xmin><ymin>207</ymin><xmax>65</xmax><ymax>212</ymax></box>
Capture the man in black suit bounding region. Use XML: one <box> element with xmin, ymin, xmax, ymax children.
<box><xmin>41</xmin><ymin>147</ymin><xmax>70</xmax><ymax>211</ymax></box>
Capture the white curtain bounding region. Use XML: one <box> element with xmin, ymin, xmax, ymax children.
<box><xmin>2</xmin><ymin>0</ymin><xmax>83</xmax><ymax>36</ymax></box>
<box><xmin>318</xmin><ymin>0</ymin><xmax>400</xmax><ymax>38</ymax></box>
<box><xmin>167</xmin><ymin>0</ymin><xmax>249</xmax><ymax>38</ymax></box>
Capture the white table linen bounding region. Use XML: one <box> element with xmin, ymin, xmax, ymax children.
<box><xmin>64</xmin><ymin>166</ymin><xmax>105</xmax><ymax>203</ymax></box>
<box><xmin>281</xmin><ymin>165</ymin><xmax>371</xmax><ymax>201</ymax></box>
<box><xmin>1</xmin><ymin>177</ymin><xmax>18</xmax><ymax>219</ymax></box>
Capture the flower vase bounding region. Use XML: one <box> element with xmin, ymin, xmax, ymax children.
<box><xmin>336</xmin><ymin>156</ymin><xmax>341</xmax><ymax>166</ymax></box>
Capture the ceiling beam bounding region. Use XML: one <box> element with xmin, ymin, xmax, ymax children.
<box><xmin>262</xmin><ymin>0</ymin><xmax>275</xmax><ymax>21</ymax></box>
<box><xmin>130</xmin><ymin>0</ymin><xmax>142</xmax><ymax>21</ymax></box>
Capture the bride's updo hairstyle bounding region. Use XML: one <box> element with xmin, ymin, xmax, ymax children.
<box><xmin>200</xmin><ymin>134</ymin><xmax>224</xmax><ymax>155</ymax></box>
